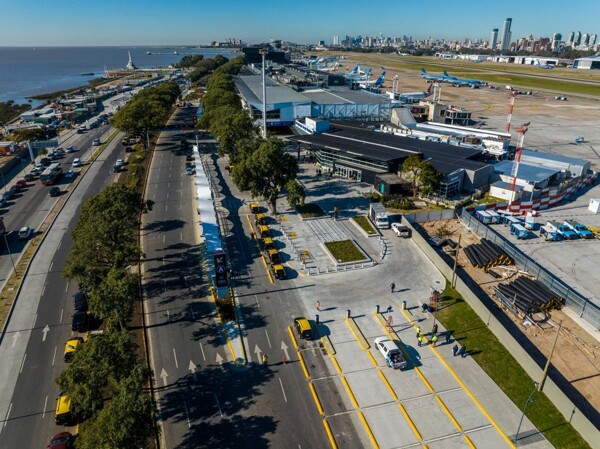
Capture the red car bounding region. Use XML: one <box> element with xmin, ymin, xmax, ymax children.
<box><xmin>16</xmin><ymin>179</ymin><xmax>27</xmax><ymax>188</ymax></box>
<box><xmin>47</xmin><ymin>432</ymin><xmax>75</xmax><ymax>448</ymax></box>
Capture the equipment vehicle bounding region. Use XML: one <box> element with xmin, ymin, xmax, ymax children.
<box><xmin>294</xmin><ymin>317</ymin><xmax>313</xmax><ymax>339</ymax></box>
<box><xmin>549</xmin><ymin>220</ymin><xmax>577</xmax><ymax>239</ymax></box>
<box><xmin>369</xmin><ymin>203</ymin><xmax>389</xmax><ymax>229</ymax></box>
<box><xmin>374</xmin><ymin>336</ymin><xmax>407</xmax><ymax>370</ymax></box>
<box><xmin>563</xmin><ymin>219</ymin><xmax>594</xmax><ymax>239</ymax></box>
<box><xmin>41</xmin><ymin>162</ymin><xmax>63</xmax><ymax>185</ymax></box>
<box><xmin>262</xmin><ymin>237</ymin><xmax>275</xmax><ymax>251</ymax></box>
<box><xmin>391</xmin><ymin>222</ymin><xmax>411</xmax><ymax>238</ymax></box>
<box><xmin>540</xmin><ymin>224</ymin><xmax>560</xmax><ymax>241</ymax></box>
<box><xmin>510</xmin><ymin>222</ymin><xmax>530</xmax><ymax>239</ymax></box>
<box><xmin>255</xmin><ymin>213</ymin><xmax>267</xmax><ymax>225</ymax></box>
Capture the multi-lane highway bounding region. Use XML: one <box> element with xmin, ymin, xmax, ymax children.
<box><xmin>142</xmin><ymin>106</ymin><xmax>347</xmax><ymax>448</ymax></box>
<box><xmin>0</xmin><ymin>121</ymin><xmax>130</xmax><ymax>448</ymax></box>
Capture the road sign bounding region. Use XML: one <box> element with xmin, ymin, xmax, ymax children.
<box><xmin>213</xmin><ymin>252</ymin><xmax>228</xmax><ymax>287</ymax></box>
<box><xmin>30</xmin><ymin>140</ymin><xmax>58</xmax><ymax>149</ymax></box>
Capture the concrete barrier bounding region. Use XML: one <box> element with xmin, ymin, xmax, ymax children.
<box><xmin>402</xmin><ymin>216</ymin><xmax>600</xmax><ymax>448</ymax></box>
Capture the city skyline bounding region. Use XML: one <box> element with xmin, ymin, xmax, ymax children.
<box><xmin>1</xmin><ymin>0</ymin><xmax>599</xmax><ymax>46</ymax></box>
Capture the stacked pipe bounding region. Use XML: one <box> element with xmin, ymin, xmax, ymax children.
<box><xmin>463</xmin><ymin>238</ymin><xmax>512</xmax><ymax>270</ymax></box>
<box><xmin>497</xmin><ymin>276</ymin><xmax>563</xmax><ymax>316</ymax></box>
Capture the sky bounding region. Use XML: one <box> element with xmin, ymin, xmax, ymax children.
<box><xmin>1</xmin><ymin>0</ymin><xmax>599</xmax><ymax>46</ymax></box>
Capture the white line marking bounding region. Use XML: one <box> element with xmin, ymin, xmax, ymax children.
<box><xmin>168</xmin><ymin>182</ymin><xmax>171</xmax><ymax>188</ymax></box>
<box><xmin>173</xmin><ymin>348</ymin><xmax>179</xmax><ymax>368</ymax></box>
<box><xmin>32</xmin><ymin>313</ymin><xmax>38</xmax><ymax>328</ymax></box>
<box><xmin>180</xmin><ymin>232</ymin><xmax>183</xmax><ymax>241</ymax></box>
<box><xmin>163</xmin><ymin>235</ymin><xmax>166</xmax><ymax>244</ymax></box>
<box><xmin>19</xmin><ymin>353</ymin><xmax>26</xmax><ymax>373</ymax></box>
<box><xmin>153</xmin><ymin>193</ymin><xmax>156</xmax><ymax>200</ymax></box>
<box><xmin>52</xmin><ymin>346</ymin><xmax>57</xmax><ymax>366</ymax></box>
<box><xmin>59</xmin><ymin>309</ymin><xmax>63</xmax><ymax>323</ymax></box>
<box><xmin>279</xmin><ymin>378</ymin><xmax>288</xmax><ymax>403</ymax></box>
<box><xmin>166</xmin><ymin>309</ymin><xmax>171</xmax><ymax>321</ymax></box>
<box><xmin>49</xmin><ymin>262</ymin><xmax>53</xmax><ymax>272</ymax></box>
<box><xmin>265</xmin><ymin>329</ymin><xmax>272</xmax><ymax>349</ymax></box>
<box><xmin>183</xmin><ymin>400</ymin><xmax>191</xmax><ymax>427</ymax></box>
<box><xmin>4</xmin><ymin>403</ymin><xmax>12</xmax><ymax>427</ymax></box>
<box><xmin>165</xmin><ymin>204</ymin><xmax>168</xmax><ymax>212</ymax></box>
<box><xmin>41</xmin><ymin>284</ymin><xmax>46</xmax><ymax>297</ymax></box>
<box><xmin>65</xmin><ymin>281</ymin><xmax>69</xmax><ymax>293</ymax></box>
<box><xmin>42</xmin><ymin>396</ymin><xmax>48</xmax><ymax>418</ymax></box>
<box><xmin>255</xmin><ymin>294</ymin><xmax>260</xmax><ymax>308</ymax></box>
<box><xmin>57</xmin><ymin>241</ymin><xmax>61</xmax><ymax>251</ymax></box>
<box><xmin>199</xmin><ymin>342</ymin><xmax>206</xmax><ymax>361</ymax></box>
<box><xmin>190</xmin><ymin>305</ymin><xmax>195</xmax><ymax>320</ymax></box>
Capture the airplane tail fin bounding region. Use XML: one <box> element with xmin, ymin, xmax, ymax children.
<box><xmin>421</xmin><ymin>68</ymin><xmax>427</xmax><ymax>75</ymax></box>
<box><xmin>426</xmin><ymin>83</ymin><xmax>433</xmax><ymax>96</ymax></box>
<box><xmin>375</xmin><ymin>72</ymin><xmax>386</xmax><ymax>85</ymax></box>
<box><xmin>351</xmin><ymin>64</ymin><xmax>358</xmax><ymax>74</ymax></box>
<box><xmin>443</xmin><ymin>70</ymin><xmax>449</xmax><ymax>77</ymax></box>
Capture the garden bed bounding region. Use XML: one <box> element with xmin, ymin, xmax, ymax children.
<box><xmin>323</xmin><ymin>240</ymin><xmax>369</xmax><ymax>264</ymax></box>
<box><xmin>351</xmin><ymin>215</ymin><xmax>377</xmax><ymax>236</ymax></box>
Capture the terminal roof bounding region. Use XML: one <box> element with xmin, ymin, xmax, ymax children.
<box><xmin>494</xmin><ymin>161</ymin><xmax>560</xmax><ymax>182</ymax></box>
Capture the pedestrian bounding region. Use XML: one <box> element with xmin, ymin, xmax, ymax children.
<box><xmin>458</xmin><ymin>345</ymin><xmax>466</xmax><ymax>358</ymax></box>
<box><xmin>417</xmin><ymin>335</ymin><xmax>423</xmax><ymax>347</ymax></box>
<box><xmin>452</xmin><ymin>344</ymin><xmax>459</xmax><ymax>357</ymax></box>
<box><xmin>416</xmin><ymin>326</ymin><xmax>421</xmax><ymax>337</ymax></box>
<box><xmin>431</xmin><ymin>335</ymin><xmax>438</xmax><ymax>347</ymax></box>
<box><xmin>432</xmin><ymin>323</ymin><xmax>438</xmax><ymax>336</ymax></box>
<box><xmin>316</xmin><ymin>300</ymin><xmax>321</xmax><ymax>311</ymax></box>
<box><xmin>390</xmin><ymin>282</ymin><xmax>395</xmax><ymax>293</ymax></box>
<box><xmin>421</xmin><ymin>303</ymin><xmax>429</xmax><ymax>313</ymax></box>
<box><xmin>445</xmin><ymin>332</ymin><xmax>452</xmax><ymax>344</ymax></box>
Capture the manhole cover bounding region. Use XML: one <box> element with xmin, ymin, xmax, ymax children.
<box><xmin>289</xmin><ymin>231</ymin><xmax>297</xmax><ymax>238</ymax></box>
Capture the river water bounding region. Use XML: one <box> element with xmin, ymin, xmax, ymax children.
<box><xmin>0</xmin><ymin>46</ymin><xmax>240</xmax><ymax>105</ymax></box>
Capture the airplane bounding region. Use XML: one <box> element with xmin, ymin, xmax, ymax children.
<box><xmin>442</xmin><ymin>70</ymin><xmax>484</xmax><ymax>86</ymax></box>
<box><xmin>344</xmin><ymin>65</ymin><xmax>372</xmax><ymax>80</ymax></box>
<box><xmin>420</xmin><ymin>68</ymin><xmax>446</xmax><ymax>82</ymax></box>
<box><xmin>314</xmin><ymin>62</ymin><xmax>340</xmax><ymax>73</ymax></box>
<box><xmin>358</xmin><ymin>71</ymin><xmax>386</xmax><ymax>88</ymax></box>
<box><xmin>393</xmin><ymin>83</ymin><xmax>433</xmax><ymax>102</ymax></box>
<box><xmin>535</xmin><ymin>63</ymin><xmax>554</xmax><ymax>69</ymax></box>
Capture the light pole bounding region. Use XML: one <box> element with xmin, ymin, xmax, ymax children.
<box><xmin>259</xmin><ymin>47</ymin><xmax>268</xmax><ymax>139</ymax></box>
<box><xmin>2</xmin><ymin>231</ymin><xmax>16</xmax><ymax>272</ymax></box>
<box><xmin>515</xmin><ymin>382</ymin><xmax>538</xmax><ymax>442</ymax></box>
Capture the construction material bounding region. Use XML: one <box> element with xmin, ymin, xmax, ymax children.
<box><xmin>463</xmin><ymin>238</ymin><xmax>513</xmax><ymax>270</ymax></box>
<box><xmin>495</xmin><ymin>276</ymin><xmax>563</xmax><ymax>323</ymax></box>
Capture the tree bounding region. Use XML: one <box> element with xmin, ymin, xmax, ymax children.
<box><xmin>89</xmin><ymin>267</ymin><xmax>138</xmax><ymax>330</ymax></box>
<box><xmin>286</xmin><ymin>179</ymin><xmax>306</xmax><ymax>209</ymax></box>
<box><xmin>400</xmin><ymin>155</ymin><xmax>442</xmax><ymax>198</ymax></box>
<box><xmin>232</xmin><ymin>138</ymin><xmax>298</xmax><ymax>213</ymax></box>
<box><xmin>210</xmin><ymin>108</ymin><xmax>256</xmax><ymax>157</ymax></box>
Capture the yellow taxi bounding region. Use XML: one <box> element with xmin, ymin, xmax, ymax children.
<box><xmin>55</xmin><ymin>393</ymin><xmax>73</xmax><ymax>425</ymax></box>
<box><xmin>294</xmin><ymin>317</ymin><xmax>313</xmax><ymax>339</ymax></box>
<box><xmin>63</xmin><ymin>337</ymin><xmax>83</xmax><ymax>362</ymax></box>
<box><xmin>249</xmin><ymin>203</ymin><xmax>260</xmax><ymax>214</ymax></box>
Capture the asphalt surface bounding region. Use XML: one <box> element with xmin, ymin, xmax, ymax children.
<box><xmin>142</xmin><ymin>107</ymin><xmax>343</xmax><ymax>449</ymax></box>
<box><xmin>0</xmin><ymin>125</ymin><xmax>129</xmax><ymax>448</ymax></box>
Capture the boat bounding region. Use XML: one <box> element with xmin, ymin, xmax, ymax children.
<box><xmin>146</xmin><ymin>51</ymin><xmax>154</xmax><ymax>55</ymax></box>
<box><xmin>173</xmin><ymin>51</ymin><xmax>179</xmax><ymax>55</ymax></box>
<box><xmin>81</xmin><ymin>72</ymin><xmax>94</xmax><ymax>76</ymax></box>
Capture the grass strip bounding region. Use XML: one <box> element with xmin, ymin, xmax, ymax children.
<box><xmin>324</xmin><ymin>240</ymin><xmax>365</xmax><ymax>263</ymax></box>
<box><xmin>436</xmin><ymin>281</ymin><xmax>590</xmax><ymax>449</ymax></box>
<box><xmin>351</xmin><ymin>215</ymin><xmax>377</xmax><ymax>235</ymax></box>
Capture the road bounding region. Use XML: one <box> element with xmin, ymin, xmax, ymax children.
<box><xmin>0</xmin><ymin>126</ymin><xmax>128</xmax><ymax>448</ymax></box>
<box><xmin>142</xmin><ymin>107</ymin><xmax>342</xmax><ymax>448</ymax></box>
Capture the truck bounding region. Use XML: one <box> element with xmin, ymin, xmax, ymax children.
<box><xmin>549</xmin><ymin>220</ymin><xmax>577</xmax><ymax>240</ymax></box>
<box><xmin>540</xmin><ymin>224</ymin><xmax>560</xmax><ymax>241</ymax></box>
<box><xmin>369</xmin><ymin>203</ymin><xmax>389</xmax><ymax>229</ymax></box>
<box><xmin>374</xmin><ymin>337</ymin><xmax>407</xmax><ymax>370</ymax></box>
<box><xmin>563</xmin><ymin>220</ymin><xmax>594</xmax><ymax>239</ymax></box>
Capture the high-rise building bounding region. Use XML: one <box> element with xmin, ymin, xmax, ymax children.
<box><xmin>581</xmin><ymin>33</ymin><xmax>589</xmax><ymax>46</ymax></box>
<box><xmin>574</xmin><ymin>31</ymin><xmax>581</xmax><ymax>46</ymax></box>
<box><xmin>590</xmin><ymin>34</ymin><xmax>597</xmax><ymax>46</ymax></box>
<box><xmin>490</xmin><ymin>28</ymin><xmax>498</xmax><ymax>50</ymax></box>
<box><xmin>552</xmin><ymin>33</ymin><xmax>562</xmax><ymax>51</ymax></box>
<box><xmin>566</xmin><ymin>32</ymin><xmax>574</xmax><ymax>46</ymax></box>
<box><xmin>332</xmin><ymin>35</ymin><xmax>339</xmax><ymax>46</ymax></box>
<box><xmin>500</xmin><ymin>18</ymin><xmax>512</xmax><ymax>51</ymax></box>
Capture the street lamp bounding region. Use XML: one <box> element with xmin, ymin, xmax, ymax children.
<box><xmin>515</xmin><ymin>381</ymin><xmax>539</xmax><ymax>442</ymax></box>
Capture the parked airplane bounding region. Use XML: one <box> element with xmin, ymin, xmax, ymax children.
<box><xmin>314</xmin><ymin>62</ymin><xmax>340</xmax><ymax>73</ymax></box>
<box><xmin>394</xmin><ymin>83</ymin><xmax>433</xmax><ymax>101</ymax></box>
<box><xmin>358</xmin><ymin>71</ymin><xmax>386</xmax><ymax>88</ymax></box>
<box><xmin>442</xmin><ymin>70</ymin><xmax>484</xmax><ymax>86</ymax></box>
<box><xmin>420</xmin><ymin>68</ymin><xmax>446</xmax><ymax>82</ymax></box>
<box><xmin>344</xmin><ymin>65</ymin><xmax>372</xmax><ymax>80</ymax></box>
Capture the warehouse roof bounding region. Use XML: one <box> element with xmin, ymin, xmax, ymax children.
<box><xmin>521</xmin><ymin>149</ymin><xmax>589</xmax><ymax>167</ymax></box>
<box><xmin>235</xmin><ymin>75</ymin><xmax>310</xmax><ymax>108</ymax></box>
<box><xmin>494</xmin><ymin>161</ymin><xmax>559</xmax><ymax>182</ymax></box>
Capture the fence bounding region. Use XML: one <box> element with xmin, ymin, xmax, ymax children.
<box><xmin>402</xmin><ymin>215</ymin><xmax>600</xmax><ymax>447</ymax></box>
<box><xmin>405</xmin><ymin>209</ymin><xmax>456</xmax><ymax>223</ymax></box>
<box><xmin>457</xmin><ymin>208</ymin><xmax>600</xmax><ymax>331</ymax></box>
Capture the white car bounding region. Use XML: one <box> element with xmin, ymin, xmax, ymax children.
<box><xmin>115</xmin><ymin>159</ymin><xmax>125</xmax><ymax>167</ymax></box>
<box><xmin>185</xmin><ymin>166</ymin><xmax>195</xmax><ymax>175</ymax></box>
<box><xmin>92</xmin><ymin>139</ymin><xmax>101</xmax><ymax>146</ymax></box>
<box><xmin>374</xmin><ymin>337</ymin><xmax>407</xmax><ymax>370</ymax></box>
<box><xmin>391</xmin><ymin>222</ymin><xmax>411</xmax><ymax>238</ymax></box>
<box><xmin>18</xmin><ymin>226</ymin><xmax>32</xmax><ymax>240</ymax></box>
<box><xmin>72</xmin><ymin>158</ymin><xmax>81</xmax><ymax>167</ymax></box>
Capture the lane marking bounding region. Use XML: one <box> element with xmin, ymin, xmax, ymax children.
<box><xmin>265</xmin><ymin>329</ymin><xmax>272</xmax><ymax>349</ymax></box>
<box><xmin>65</xmin><ymin>281</ymin><xmax>69</xmax><ymax>293</ymax></box>
<box><xmin>41</xmin><ymin>283</ymin><xmax>46</xmax><ymax>297</ymax></box>
<box><xmin>199</xmin><ymin>342</ymin><xmax>206</xmax><ymax>361</ymax></box>
<box><xmin>49</xmin><ymin>262</ymin><xmax>53</xmax><ymax>272</ymax></box>
<box><xmin>42</xmin><ymin>396</ymin><xmax>48</xmax><ymax>419</ymax></box>
<box><xmin>183</xmin><ymin>400</ymin><xmax>191</xmax><ymax>428</ymax></box>
<box><xmin>32</xmin><ymin>313</ymin><xmax>38</xmax><ymax>328</ymax></box>
<box><xmin>4</xmin><ymin>403</ymin><xmax>12</xmax><ymax>427</ymax></box>
<box><xmin>255</xmin><ymin>294</ymin><xmax>260</xmax><ymax>308</ymax></box>
<box><xmin>52</xmin><ymin>346</ymin><xmax>57</xmax><ymax>366</ymax></box>
<box><xmin>173</xmin><ymin>348</ymin><xmax>179</xmax><ymax>369</ymax></box>
<box><xmin>59</xmin><ymin>309</ymin><xmax>64</xmax><ymax>323</ymax></box>
<box><xmin>278</xmin><ymin>378</ymin><xmax>288</xmax><ymax>403</ymax></box>
<box><xmin>57</xmin><ymin>241</ymin><xmax>61</xmax><ymax>251</ymax></box>
<box><xmin>19</xmin><ymin>353</ymin><xmax>27</xmax><ymax>373</ymax></box>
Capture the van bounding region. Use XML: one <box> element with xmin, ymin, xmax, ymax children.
<box><xmin>55</xmin><ymin>393</ymin><xmax>73</xmax><ymax>425</ymax></box>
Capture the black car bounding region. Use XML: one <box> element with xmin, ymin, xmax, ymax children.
<box><xmin>125</xmin><ymin>146</ymin><xmax>134</xmax><ymax>153</ymax></box>
<box><xmin>49</xmin><ymin>186</ymin><xmax>61</xmax><ymax>197</ymax></box>
<box><xmin>40</xmin><ymin>157</ymin><xmax>51</xmax><ymax>166</ymax></box>
<box><xmin>71</xmin><ymin>311</ymin><xmax>87</xmax><ymax>332</ymax></box>
<box><xmin>186</xmin><ymin>155</ymin><xmax>194</xmax><ymax>161</ymax></box>
<box><xmin>73</xmin><ymin>292</ymin><xmax>88</xmax><ymax>312</ymax></box>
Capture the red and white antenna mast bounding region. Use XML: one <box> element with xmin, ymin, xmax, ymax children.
<box><xmin>506</xmin><ymin>91</ymin><xmax>516</xmax><ymax>133</ymax></box>
<box><xmin>509</xmin><ymin>122</ymin><xmax>530</xmax><ymax>205</ymax></box>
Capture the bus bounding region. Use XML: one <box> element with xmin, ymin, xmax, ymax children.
<box><xmin>40</xmin><ymin>162</ymin><xmax>63</xmax><ymax>186</ymax></box>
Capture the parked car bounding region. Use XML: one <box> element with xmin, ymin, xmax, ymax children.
<box><xmin>115</xmin><ymin>159</ymin><xmax>125</xmax><ymax>167</ymax></box>
<box><xmin>24</xmin><ymin>173</ymin><xmax>35</xmax><ymax>182</ymax></box>
<box><xmin>92</xmin><ymin>139</ymin><xmax>101</xmax><ymax>146</ymax></box>
<box><xmin>391</xmin><ymin>222</ymin><xmax>411</xmax><ymax>238</ymax></box>
<box><xmin>63</xmin><ymin>337</ymin><xmax>83</xmax><ymax>363</ymax></box>
<box><xmin>293</xmin><ymin>317</ymin><xmax>313</xmax><ymax>339</ymax></box>
<box><xmin>65</xmin><ymin>170</ymin><xmax>75</xmax><ymax>179</ymax></box>
<box><xmin>66</xmin><ymin>145</ymin><xmax>76</xmax><ymax>153</ymax></box>
<box><xmin>73</xmin><ymin>291</ymin><xmax>88</xmax><ymax>312</ymax></box>
<box><xmin>47</xmin><ymin>431</ymin><xmax>75</xmax><ymax>449</ymax></box>
<box><xmin>40</xmin><ymin>157</ymin><xmax>51</xmax><ymax>167</ymax></box>
<box><xmin>374</xmin><ymin>337</ymin><xmax>407</xmax><ymax>370</ymax></box>
<box><xmin>18</xmin><ymin>226</ymin><xmax>32</xmax><ymax>240</ymax></box>
<box><xmin>124</xmin><ymin>146</ymin><xmax>134</xmax><ymax>153</ymax></box>
<box><xmin>16</xmin><ymin>179</ymin><xmax>27</xmax><ymax>188</ymax></box>
<box><xmin>71</xmin><ymin>311</ymin><xmax>87</xmax><ymax>332</ymax></box>
<box><xmin>185</xmin><ymin>167</ymin><xmax>194</xmax><ymax>175</ymax></box>
<box><xmin>0</xmin><ymin>198</ymin><xmax>6</xmax><ymax>208</ymax></box>
<box><xmin>49</xmin><ymin>186</ymin><xmax>61</xmax><ymax>197</ymax></box>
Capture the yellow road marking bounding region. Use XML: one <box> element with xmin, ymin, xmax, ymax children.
<box><xmin>377</xmin><ymin>369</ymin><xmax>398</xmax><ymax>401</ymax></box>
<box><xmin>340</xmin><ymin>375</ymin><xmax>359</xmax><ymax>408</ymax></box>
<box><xmin>297</xmin><ymin>351</ymin><xmax>311</xmax><ymax>379</ymax></box>
<box><xmin>288</xmin><ymin>326</ymin><xmax>299</xmax><ymax>350</ymax></box>
<box><xmin>397</xmin><ymin>403</ymin><xmax>423</xmax><ymax>441</ymax></box>
<box><xmin>323</xmin><ymin>419</ymin><xmax>339</xmax><ymax>449</ymax></box>
<box><xmin>345</xmin><ymin>316</ymin><xmax>370</xmax><ymax>350</ymax></box>
<box><xmin>309</xmin><ymin>382</ymin><xmax>324</xmax><ymax>416</ymax></box>
<box><xmin>358</xmin><ymin>411</ymin><xmax>380</xmax><ymax>449</ymax></box>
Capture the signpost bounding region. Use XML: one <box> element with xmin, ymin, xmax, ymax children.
<box><xmin>213</xmin><ymin>252</ymin><xmax>228</xmax><ymax>288</ymax></box>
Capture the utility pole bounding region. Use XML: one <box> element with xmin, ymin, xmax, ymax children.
<box><xmin>538</xmin><ymin>321</ymin><xmax>562</xmax><ymax>392</ymax></box>
<box><xmin>259</xmin><ymin>48</ymin><xmax>268</xmax><ymax>139</ymax></box>
<box><xmin>451</xmin><ymin>234</ymin><xmax>462</xmax><ymax>288</ymax></box>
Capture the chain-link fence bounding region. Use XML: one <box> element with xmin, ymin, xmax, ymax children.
<box><xmin>458</xmin><ymin>208</ymin><xmax>600</xmax><ymax>330</ymax></box>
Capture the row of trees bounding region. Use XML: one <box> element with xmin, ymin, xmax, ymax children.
<box><xmin>186</xmin><ymin>54</ymin><xmax>232</xmax><ymax>85</ymax></box>
<box><xmin>198</xmin><ymin>58</ymin><xmax>299</xmax><ymax>213</ymax></box>
<box><xmin>60</xmin><ymin>184</ymin><xmax>155</xmax><ymax>448</ymax></box>
<box><xmin>112</xmin><ymin>81</ymin><xmax>180</xmax><ymax>148</ymax></box>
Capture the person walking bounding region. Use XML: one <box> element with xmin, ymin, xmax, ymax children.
<box><xmin>417</xmin><ymin>335</ymin><xmax>423</xmax><ymax>347</ymax></box>
<box><xmin>390</xmin><ymin>282</ymin><xmax>396</xmax><ymax>293</ymax></box>
<box><xmin>262</xmin><ymin>354</ymin><xmax>268</xmax><ymax>365</ymax></box>
<box><xmin>458</xmin><ymin>345</ymin><xmax>466</xmax><ymax>358</ymax></box>
<box><xmin>432</xmin><ymin>323</ymin><xmax>438</xmax><ymax>336</ymax></box>
<box><xmin>431</xmin><ymin>335</ymin><xmax>439</xmax><ymax>347</ymax></box>
<box><xmin>452</xmin><ymin>344</ymin><xmax>459</xmax><ymax>357</ymax></box>
<box><xmin>445</xmin><ymin>332</ymin><xmax>452</xmax><ymax>344</ymax></box>
<box><xmin>316</xmin><ymin>300</ymin><xmax>321</xmax><ymax>311</ymax></box>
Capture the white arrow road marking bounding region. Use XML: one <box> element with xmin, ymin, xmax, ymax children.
<box><xmin>160</xmin><ymin>368</ymin><xmax>169</xmax><ymax>387</ymax></box>
<box><xmin>281</xmin><ymin>341</ymin><xmax>290</xmax><ymax>361</ymax></box>
<box><xmin>199</xmin><ymin>342</ymin><xmax>206</xmax><ymax>361</ymax></box>
<box><xmin>253</xmin><ymin>344</ymin><xmax>263</xmax><ymax>363</ymax></box>
<box><xmin>11</xmin><ymin>332</ymin><xmax>20</xmax><ymax>348</ymax></box>
<box><xmin>216</xmin><ymin>353</ymin><xmax>225</xmax><ymax>371</ymax></box>
<box><xmin>42</xmin><ymin>325</ymin><xmax>50</xmax><ymax>342</ymax></box>
<box><xmin>189</xmin><ymin>360</ymin><xmax>197</xmax><ymax>381</ymax></box>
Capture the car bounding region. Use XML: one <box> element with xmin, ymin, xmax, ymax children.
<box><xmin>15</xmin><ymin>179</ymin><xmax>27</xmax><ymax>188</ymax></box>
<box><xmin>0</xmin><ymin>198</ymin><xmax>6</xmax><ymax>208</ymax></box>
<box><xmin>18</xmin><ymin>226</ymin><xmax>32</xmax><ymax>240</ymax></box>
<box><xmin>71</xmin><ymin>311</ymin><xmax>87</xmax><ymax>332</ymax></box>
<box><xmin>66</xmin><ymin>145</ymin><xmax>75</xmax><ymax>153</ymax></box>
<box><xmin>29</xmin><ymin>168</ymin><xmax>39</xmax><ymax>177</ymax></box>
<box><xmin>49</xmin><ymin>186</ymin><xmax>61</xmax><ymax>197</ymax></box>
<box><xmin>374</xmin><ymin>336</ymin><xmax>407</xmax><ymax>370</ymax></box>
<box><xmin>35</xmin><ymin>163</ymin><xmax>44</xmax><ymax>171</ymax></box>
<box><xmin>65</xmin><ymin>170</ymin><xmax>75</xmax><ymax>179</ymax></box>
<box><xmin>115</xmin><ymin>159</ymin><xmax>125</xmax><ymax>167</ymax></box>
<box><xmin>40</xmin><ymin>157</ymin><xmax>51</xmax><ymax>166</ymax></box>
<box><xmin>72</xmin><ymin>158</ymin><xmax>81</xmax><ymax>168</ymax></box>
<box><xmin>92</xmin><ymin>139</ymin><xmax>101</xmax><ymax>146</ymax></box>
<box><xmin>47</xmin><ymin>431</ymin><xmax>75</xmax><ymax>448</ymax></box>
<box><xmin>54</xmin><ymin>147</ymin><xmax>65</xmax><ymax>156</ymax></box>
<box><xmin>186</xmin><ymin>155</ymin><xmax>194</xmax><ymax>161</ymax></box>
<box><xmin>124</xmin><ymin>146</ymin><xmax>134</xmax><ymax>153</ymax></box>
<box><xmin>24</xmin><ymin>173</ymin><xmax>35</xmax><ymax>182</ymax></box>
<box><xmin>294</xmin><ymin>317</ymin><xmax>313</xmax><ymax>339</ymax></box>
<box><xmin>185</xmin><ymin>161</ymin><xmax>195</xmax><ymax>169</ymax></box>
<box><xmin>54</xmin><ymin>393</ymin><xmax>73</xmax><ymax>425</ymax></box>
<box><xmin>185</xmin><ymin>167</ymin><xmax>194</xmax><ymax>175</ymax></box>
<box><xmin>73</xmin><ymin>291</ymin><xmax>88</xmax><ymax>312</ymax></box>
<box><xmin>63</xmin><ymin>337</ymin><xmax>83</xmax><ymax>362</ymax></box>
<box><xmin>391</xmin><ymin>222</ymin><xmax>411</xmax><ymax>238</ymax></box>
<box><xmin>249</xmin><ymin>203</ymin><xmax>260</xmax><ymax>214</ymax></box>
<box><xmin>113</xmin><ymin>165</ymin><xmax>121</xmax><ymax>173</ymax></box>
